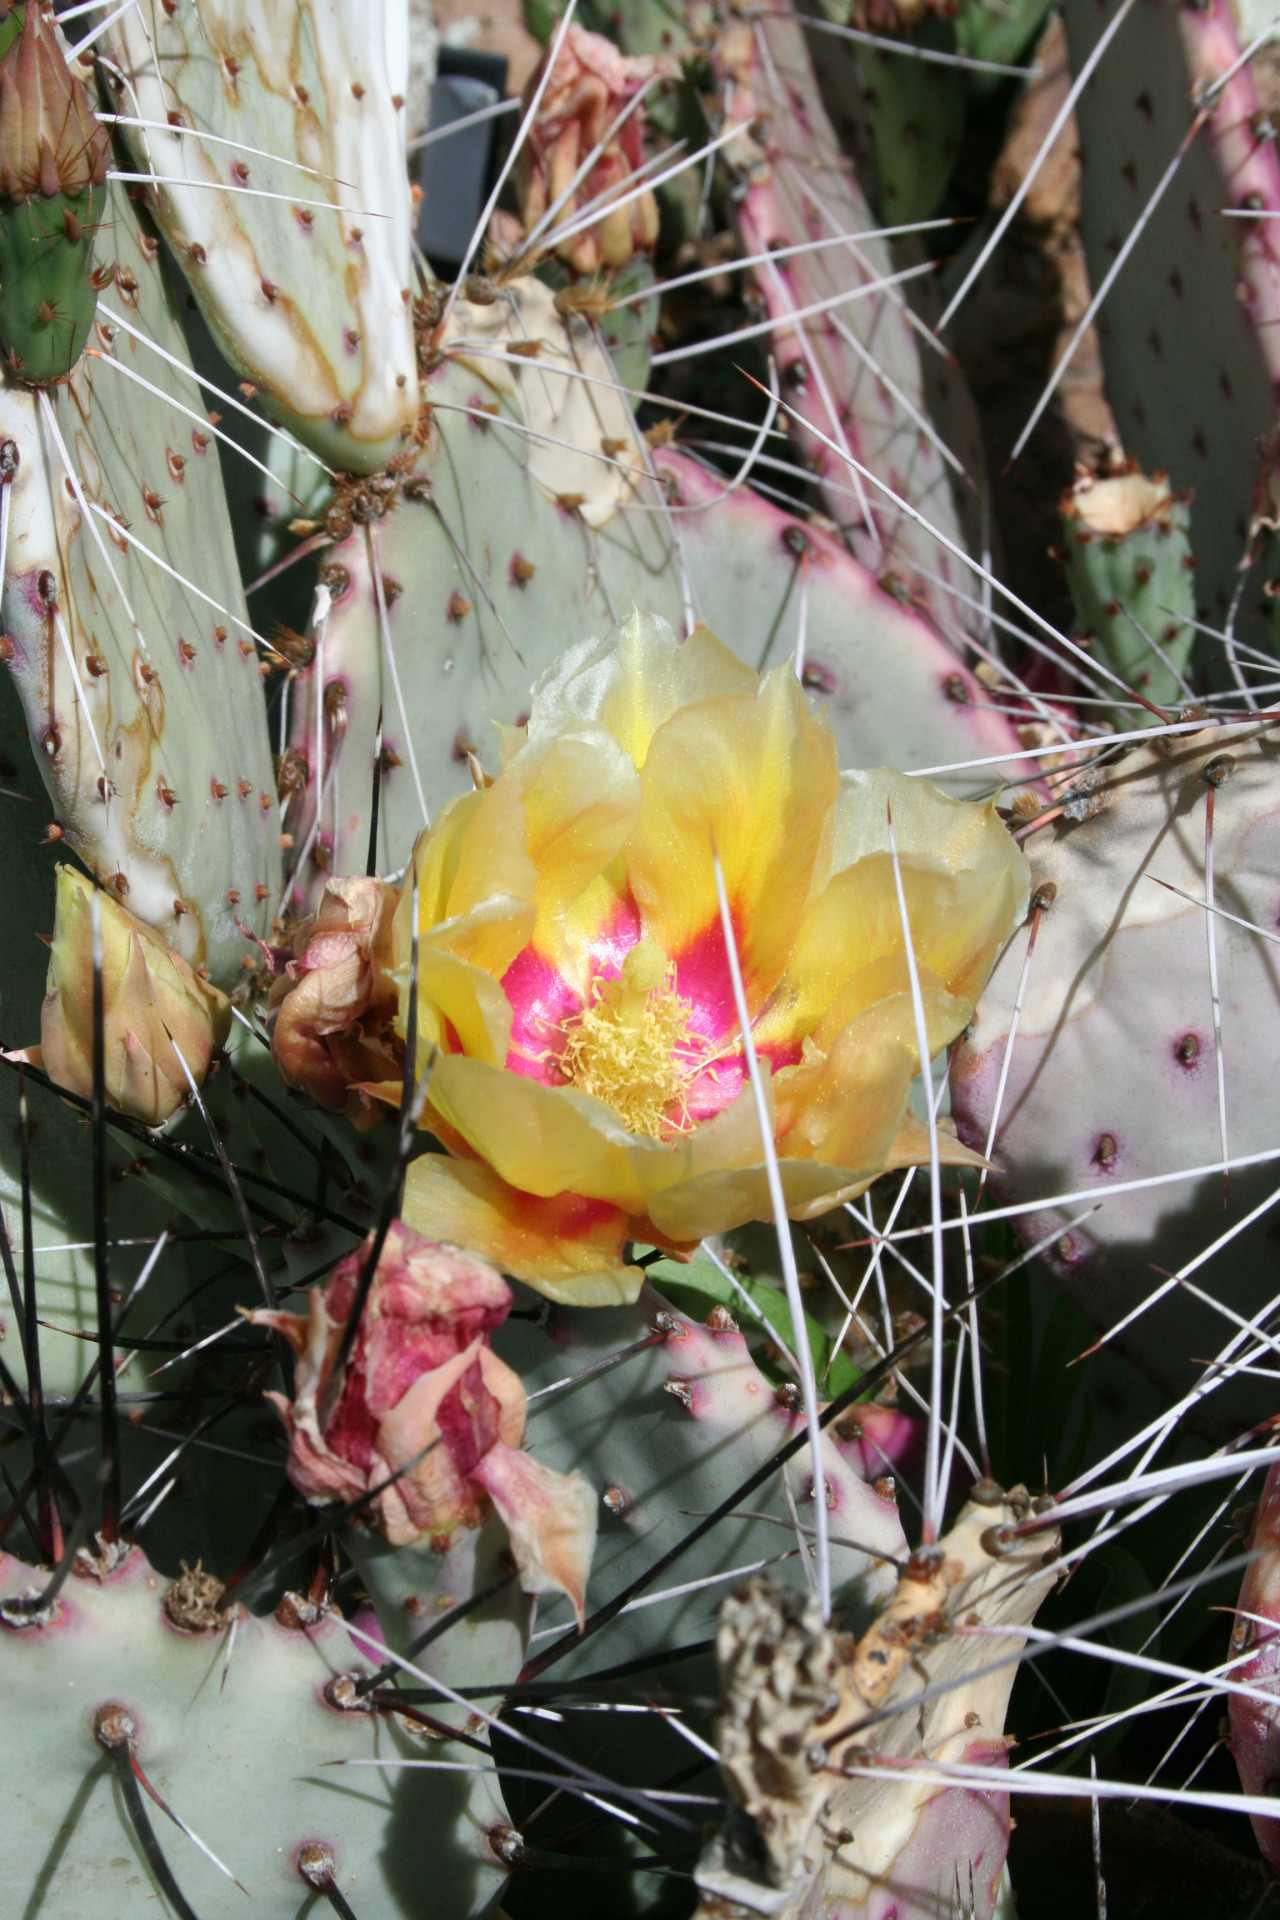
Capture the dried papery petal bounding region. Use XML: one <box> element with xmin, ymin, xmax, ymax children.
<box><xmin>471</xmin><ymin>1442</ymin><xmax>598</xmax><ymax>1628</ymax></box>
<box><xmin>515</xmin><ymin>25</ymin><xmax>665</xmax><ymax>275</ymax></box>
<box><xmin>269</xmin><ymin>874</ymin><xmax>403</xmax><ymax>1125</ymax></box>
<box><xmin>373</xmin><ymin>1340</ymin><xmax>526</xmax><ymax>1547</ymax></box>
<box><xmin>247</xmin><ymin>1223</ymin><xmax>592</xmax><ymax>1610</ymax></box>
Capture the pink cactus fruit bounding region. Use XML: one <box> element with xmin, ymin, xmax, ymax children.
<box><xmin>1229</xmin><ymin>1462</ymin><xmax>1280</xmax><ymax>1870</ymax></box>
<box><xmin>249</xmin><ymin>1222</ymin><xmax>597</xmax><ymax>1624</ymax></box>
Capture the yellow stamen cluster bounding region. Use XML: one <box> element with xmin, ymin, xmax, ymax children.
<box><xmin>559</xmin><ymin>939</ymin><xmax>709</xmax><ymax>1138</ymax></box>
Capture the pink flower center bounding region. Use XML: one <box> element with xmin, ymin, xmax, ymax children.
<box><xmin>498</xmin><ymin>900</ymin><xmax>802</xmax><ymax>1137</ymax></box>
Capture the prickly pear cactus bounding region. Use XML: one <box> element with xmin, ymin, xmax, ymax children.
<box><xmin>102</xmin><ymin>0</ymin><xmax>418</xmax><ymax>472</ymax></box>
<box><xmin>0</xmin><ymin>5</ymin><xmax>110</xmax><ymax>384</ymax></box>
<box><xmin>0</xmin><ymin>171</ymin><xmax>281</xmax><ymax>983</ymax></box>
<box><xmin>708</xmin><ymin>1</ymin><xmax>980</xmax><ymax>639</ymax></box>
<box><xmin>281</xmin><ymin>277</ymin><xmax>1028</xmax><ymax>900</ymax></box>
<box><xmin>557</xmin><ymin>0</ymin><xmax>982</xmax><ymax>638</ymax></box>
<box><xmin>0</xmin><ymin>1544</ymin><xmax>511</xmax><ymax>1919</ymax></box>
<box><xmin>497</xmin><ymin>1281</ymin><xmax>908</xmax><ymax>1672</ymax></box>
<box><xmin>1062</xmin><ymin>0</ymin><xmax>1280</xmax><ymax>629</ymax></box>
<box><xmin>694</xmin><ymin>1484</ymin><xmax>1059</xmax><ymax>1920</ymax></box>
<box><xmin>952</xmin><ymin>719</ymin><xmax>1280</xmax><ymax>1431</ymax></box>
<box><xmin>1062</xmin><ymin>467</ymin><xmax>1197</xmax><ymax>720</ymax></box>
<box><xmin>0</xmin><ymin>0</ymin><xmax>1278</xmax><ymax>1910</ymax></box>
<box><xmin>808</xmin><ymin>5</ymin><xmax>969</xmax><ymax>227</ymax></box>
<box><xmin>0</xmin><ymin>697</ymin><xmax>185</xmax><ymax>1399</ymax></box>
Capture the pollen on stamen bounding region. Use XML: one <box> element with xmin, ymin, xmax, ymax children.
<box><xmin>557</xmin><ymin>939</ymin><xmax>714</xmax><ymax>1139</ymax></box>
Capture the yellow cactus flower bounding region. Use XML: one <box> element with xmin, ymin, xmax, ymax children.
<box><xmin>386</xmin><ymin>612</ymin><xmax>1029</xmax><ymax>1306</ymax></box>
<box><xmin>35</xmin><ymin>865</ymin><xmax>231</xmax><ymax>1125</ymax></box>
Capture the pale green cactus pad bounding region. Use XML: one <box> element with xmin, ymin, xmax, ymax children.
<box><xmin>0</xmin><ymin>176</ymin><xmax>281</xmax><ymax>986</ymax></box>
<box><xmin>0</xmin><ymin>1543</ymin><xmax>510</xmax><ymax>1920</ymax></box>
<box><xmin>102</xmin><ymin>0</ymin><xmax>418</xmax><ymax>473</ymax></box>
<box><xmin>496</xmin><ymin>1281</ymin><xmax>907</xmax><ymax>1674</ymax></box>
<box><xmin>953</xmin><ymin>719</ymin><xmax>1280</xmax><ymax>1434</ymax></box>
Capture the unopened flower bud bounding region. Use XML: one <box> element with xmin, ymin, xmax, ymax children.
<box><xmin>0</xmin><ymin>5</ymin><xmax>110</xmax><ymax>203</ymax></box>
<box><xmin>34</xmin><ymin>865</ymin><xmax>230</xmax><ymax>1125</ymax></box>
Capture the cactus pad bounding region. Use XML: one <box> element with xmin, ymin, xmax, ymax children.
<box><xmin>102</xmin><ymin>0</ymin><xmax>417</xmax><ymax>473</ymax></box>
<box><xmin>0</xmin><ymin>175</ymin><xmax>281</xmax><ymax>984</ymax></box>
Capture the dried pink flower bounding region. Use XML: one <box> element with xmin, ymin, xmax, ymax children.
<box><xmin>249</xmin><ymin>1221</ymin><xmax>596</xmax><ymax>1623</ymax></box>
<box><xmin>517</xmin><ymin>25</ymin><xmax>664</xmax><ymax>275</ymax></box>
<box><xmin>268</xmin><ymin>875</ymin><xmax>403</xmax><ymax>1128</ymax></box>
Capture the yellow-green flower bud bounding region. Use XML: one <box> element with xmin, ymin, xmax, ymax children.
<box><xmin>38</xmin><ymin>865</ymin><xmax>231</xmax><ymax>1125</ymax></box>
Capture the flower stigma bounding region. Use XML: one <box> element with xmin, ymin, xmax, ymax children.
<box><xmin>557</xmin><ymin>938</ymin><xmax>717</xmax><ymax>1137</ymax></box>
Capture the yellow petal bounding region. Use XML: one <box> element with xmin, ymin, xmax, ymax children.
<box><xmin>414</xmin><ymin>944</ymin><xmax>517</xmax><ymax>1066</ymax></box>
<box><xmin>402</xmin><ymin>1153</ymin><xmax>650</xmax><ymax>1305</ymax></box>
<box><xmin>885</xmin><ymin>1110</ymin><xmax>990</xmax><ymax>1175</ymax></box>
<box><xmin>515</xmin><ymin>722</ymin><xmax>641</xmax><ymax>978</ymax></box>
<box><xmin>425</xmin><ymin>1048</ymin><xmax>678</xmax><ymax>1209</ymax></box>
<box><xmin>647</xmin><ymin>1156</ymin><xmax>869</xmax><ymax>1241</ymax></box>
<box><xmin>757</xmin><ymin>775</ymin><xmax>1028</xmax><ymax>1052</ymax></box>
<box><xmin>629</xmin><ymin>663</ymin><xmax>839</xmax><ymax>1008</ymax></box>
<box><xmin>684</xmin><ymin>1077</ymin><xmax>774</xmax><ymax>1183</ymax></box>
<box><xmin>404</xmin><ymin>790</ymin><xmax>487</xmax><ymax>929</ymax></box>
<box><xmin>524</xmin><ymin>608</ymin><xmax>757</xmax><ymax>769</ymax></box>
<box><xmin>828</xmin><ymin>768</ymin><xmax>1029</xmax><ymax>994</ymax></box>
<box><xmin>772</xmin><ymin>1002</ymin><xmax>918</xmax><ymax>1170</ymax></box>
<box><xmin>446</xmin><ymin>770</ymin><xmax>538</xmax><ymax>922</ymax></box>
<box><xmin>810</xmin><ymin>954</ymin><xmax>970</xmax><ymax>1058</ymax></box>
<box><xmin>392</xmin><ymin>793</ymin><xmax>535</xmax><ymax>1021</ymax></box>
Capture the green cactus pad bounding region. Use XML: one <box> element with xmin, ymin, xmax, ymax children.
<box><xmin>101</xmin><ymin>0</ymin><xmax>416</xmax><ymax>474</ymax></box>
<box><xmin>1062</xmin><ymin>0</ymin><xmax>1280</xmax><ymax>640</ymax></box>
<box><xmin>496</xmin><ymin>1283</ymin><xmax>907</xmax><ymax>1673</ymax></box>
<box><xmin>0</xmin><ymin>182</ymin><xmax>104</xmax><ymax>384</ymax></box>
<box><xmin>1062</xmin><ymin>469</ymin><xmax>1197</xmax><ymax>721</ymax></box>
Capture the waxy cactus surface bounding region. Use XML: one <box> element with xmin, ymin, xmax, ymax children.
<box><xmin>3</xmin><ymin>0</ymin><xmax>1280</xmax><ymax>1914</ymax></box>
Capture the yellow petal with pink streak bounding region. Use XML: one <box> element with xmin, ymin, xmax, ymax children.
<box><xmin>401</xmin><ymin>725</ymin><xmax>639</xmax><ymax>1002</ymax></box>
<box><xmin>402</xmin><ymin>1153</ymin><xmax>656</xmax><ymax>1305</ymax></box>
<box><xmin>628</xmin><ymin>662</ymin><xmax>839</xmax><ymax>1010</ymax></box>
<box><xmin>523</xmin><ymin>608</ymin><xmax>757</xmax><ymax>769</ymax></box>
